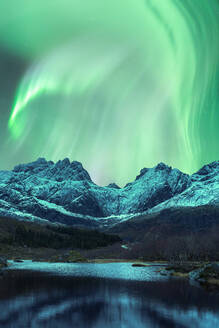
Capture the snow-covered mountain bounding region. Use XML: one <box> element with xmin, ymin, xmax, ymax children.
<box><xmin>148</xmin><ymin>161</ymin><xmax>219</xmax><ymax>214</ymax></box>
<box><xmin>0</xmin><ymin>158</ymin><xmax>218</xmax><ymax>229</ymax></box>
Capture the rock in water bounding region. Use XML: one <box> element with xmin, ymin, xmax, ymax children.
<box><xmin>0</xmin><ymin>257</ymin><xmax>7</xmax><ymax>268</ymax></box>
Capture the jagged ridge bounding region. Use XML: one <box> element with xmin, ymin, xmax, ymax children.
<box><xmin>0</xmin><ymin>158</ymin><xmax>218</xmax><ymax>228</ymax></box>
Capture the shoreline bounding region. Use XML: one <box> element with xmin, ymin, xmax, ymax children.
<box><xmin>2</xmin><ymin>259</ymin><xmax>219</xmax><ymax>291</ymax></box>
<box><xmin>4</xmin><ymin>258</ymin><xmax>168</xmax><ymax>264</ymax></box>
<box><xmin>0</xmin><ymin>259</ymin><xmax>169</xmax><ymax>282</ymax></box>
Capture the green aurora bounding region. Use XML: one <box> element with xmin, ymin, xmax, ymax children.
<box><xmin>1</xmin><ymin>0</ymin><xmax>219</xmax><ymax>185</ymax></box>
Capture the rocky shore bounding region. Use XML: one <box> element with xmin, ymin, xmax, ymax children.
<box><xmin>2</xmin><ymin>251</ymin><xmax>219</xmax><ymax>292</ymax></box>
<box><xmin>162</xmin><ymin>262</ymin><xmax>219</xmax><ymax>290</ymax></box>
<box><xmin>0</xmin><ymin>256</ymin><xmax>7</xmax><ymax>276</ymax></box>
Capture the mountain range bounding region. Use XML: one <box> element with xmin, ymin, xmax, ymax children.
<box><xmin>0</xmin><ymin>158</ymin><xmax>218</xmax><ymax>233</ymax></box>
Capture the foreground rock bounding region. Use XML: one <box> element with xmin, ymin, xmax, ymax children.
<box><xmin>189</xmin><ymin>263</ymin><xmax>219</xmax><ymax>287</ymax></box>
<box><xmin>0</xmin><ymin>256</ymin><xmax>7</xmax><ymax>276</ymax></box>
<box><xmin>166</xmin><ymin>263</ymin><xmax>200</xmax><ymax>274</ymax></box>
<box><xmin>0</xmin><ymin>256</ymin><xmax>7</xmax><ymax>268</ymax></box>
<box><xmin>163</xmin><ymin>262</ymin><xmax>219</xmax><ymax>290</ymax></box>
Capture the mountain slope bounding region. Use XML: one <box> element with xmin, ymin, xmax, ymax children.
<box><xmin>106</xmin><ymin>205</ymin><xmax>219</xmax><ymax>260</ymax></box>
<box><xmin>0</xmin><ymin>158</ymin><xmax>218</xmax><ymax>228</ymax></box>
<box><xmin>0</xmin><ymin>216</ymin><xmax>120</xmax><ymax>250</ymax></box>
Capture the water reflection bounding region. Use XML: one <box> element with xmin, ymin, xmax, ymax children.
<box><xmin>6</xmin><ymin>260</ymin><xmax>168</xmax><ymax>281</ymax></box>
<box><xmin>0</xmin><ymin>263</ymin><xmax>219</xmax><ymax>327</ymax></box>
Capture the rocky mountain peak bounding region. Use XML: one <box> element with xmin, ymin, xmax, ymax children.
<box><xmin>135</xmin><ymin>163</ymin><xmax>171</xmax><ymax>181</ymax></box>
<box><xmin>13</xmin><ymin>158</ymin><xmax>92</xmax><ymax>182</ymax></box>
<box><xmin>135</xmin><ymin>168</ymin><xmax>148</xmax><ymax>180</ymax></box>
<box><xmin>107</xmin><ymin>183</ymin><xmax>121</xmax><ymax>189</ymax></box>
<box><xmin>0</xmin><ymin>159</ymin><xmax>218</xmax><ymax>228</ymax></box>
<box><xmin>13</xmin><ymin>157</ymin><xmax>52</xmax><ymax>173</ymax></box>
<box><xmin>195</xmin><ymin>161</ymin><xmax>219</xmax><ymax>176</ymax></box>
<box><xmin>155</xmin><ymin>162</ymin><xmax>170</xmax><ymax>171</ymax></box>
<box><xmin>191</xmin><ymin>161</ymin><xmax>219</xmax><ymax>182</ymax></box>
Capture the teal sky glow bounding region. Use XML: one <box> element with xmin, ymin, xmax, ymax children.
<box><xmin>0</xmin><ymin>0</ymin><xmax>218</xmax><ymax>185</ymax></box>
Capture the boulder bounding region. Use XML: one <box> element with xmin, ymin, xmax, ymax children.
<box><xmin>132</xmin><ymin>263</ymin><xmax>147</xmax><ymax>267</ymax></box>
<box><xmin>0</xmin><ymin>256</ymin><xmax>7</xmax><ymax>268</ymax></box>
<box><xmin>189</xmin><ymin>263</ymin><xmax>219</xmax><ymax>283</ymax></box>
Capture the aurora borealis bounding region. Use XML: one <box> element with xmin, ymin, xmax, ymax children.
<box><xmin>0</xmin><ymin>1</ymin><xmax>219</xmax><ymax>185</ymax></box>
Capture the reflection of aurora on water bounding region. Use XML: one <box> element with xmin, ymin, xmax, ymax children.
<box><xmin>2</xmin><ymin>0</ymin><xmax>219</xmax><ymax>185</ymax></box>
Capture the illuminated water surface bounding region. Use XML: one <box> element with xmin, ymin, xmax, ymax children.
<box><xmin>1</xmin><ymin>262</ymin><xmax>219</xmax><ymax>327</ymax></box>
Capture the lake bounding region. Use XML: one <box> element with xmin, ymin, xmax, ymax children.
<box><xmin>1</xmin><ymin>261</ymin><xmax>219</xmax><ymax>328</ymax></box>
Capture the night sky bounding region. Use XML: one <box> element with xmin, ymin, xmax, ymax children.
<box><xmin>0</xmin><ymin>0</ymin><xmax>219</xmax><ymax>185</ymax></box>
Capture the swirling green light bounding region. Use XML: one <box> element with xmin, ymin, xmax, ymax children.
<box><xmin>4</xmin><ymin>0</ymin><xmax>219</xmax><ymax>185</ymax></box>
